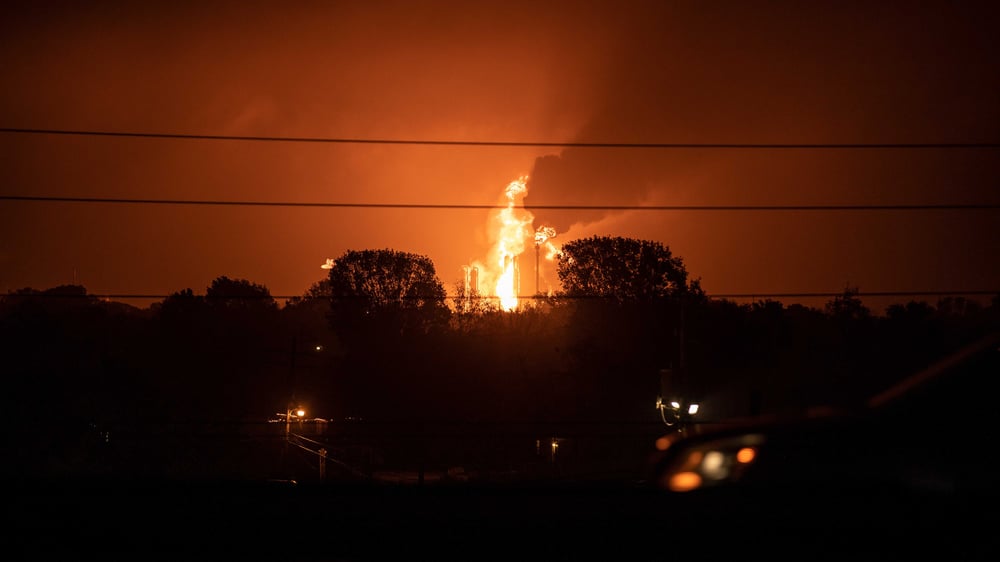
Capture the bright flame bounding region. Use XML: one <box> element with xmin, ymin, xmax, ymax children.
<box><xmin>534</xmin><ymin>226</ymin><xmax>556</xmax><ymax>245</ymax></box>
<box><xmin>462</xmin><ymin>176</ymin><xmax>562</xmax><ymax>311</ymax></box>
<box><xmin>495</xmin><ymin>176</ymin><xmax>531</xmax><ymax>310</ymax></box>
<box><xmin>534</xmin><ymin>225</ymin><xmax>561</xmax><ymax>265</ymax></box>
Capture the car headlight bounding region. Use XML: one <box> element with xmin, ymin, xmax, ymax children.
<box><xmin>658</xmin><ymin>434</ymin><xmax>766</xmax><ymax>492</ymax></box>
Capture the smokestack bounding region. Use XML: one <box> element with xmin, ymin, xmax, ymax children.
<box><xmin>513</xmin><ymin>256</ymin><xmax>520</xmax><ymax>298</ymax></box>
<box><xmin>471</xmin><ymin>266</ymin><xmax>478</xmax><ymax>294</ymax></box>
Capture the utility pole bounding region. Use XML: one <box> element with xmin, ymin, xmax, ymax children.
<box><xmin>678</xmin><ymin>295</ymin><xmax>685</xmax><ymax>375</ymax></box>
<box><xmin>283</xmin><ymin>335</ymin><xmax>298</xmax><ymax>466</ymax></box>
<box><xmin>288</xmin><ymin>335</ymin><xmax>297</xmax><ymax>404</ymax></box>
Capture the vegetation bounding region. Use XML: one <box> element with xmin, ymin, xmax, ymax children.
<box><xmin>2</xmin><ymin>239</ymin><xmax>997</xmax><ymax>480</ymax></box>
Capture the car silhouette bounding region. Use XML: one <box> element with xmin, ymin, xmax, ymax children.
<box><xmin>643</xmin><ymin>330</ymin><xmax>1000</xmax><ymax>555</ymax></box>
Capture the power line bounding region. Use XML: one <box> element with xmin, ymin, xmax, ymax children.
<box><xmin>3</xmin><ymin>195</ymin><xmax>998</xmax><ymax>211</ymax></box>
<box><xmin>3</xmin><ymin>127</ymin><xmax>1000</xmax><ymax>149</ymax></box>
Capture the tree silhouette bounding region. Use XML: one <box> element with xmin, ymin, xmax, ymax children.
<box><xmin>284</xmin><ymin>278</ymin><xmax>332</xmax><ymax>308</ymax></box>
<box><xmin>326</xmin><ymin>249</ymin><xmax>450</xmax><ymax>342</ymax></box>
<box><xmin>158</xmin><ymin>288</ymin><xmax>208</xmax><ymax>325</ymax></box>
<box><xmin>556</xmin><ymin>235</ymin><xmax>702</xmax><ymax>300</ymax></box>
<box><xmin>548</xmin><ymin>237</ymin><xmax>706</xmax><ymax>421</ymax></box>
<box><xmin>825</xmin><ymin>285</ymin><xmax>871</xmax><ymax>321</ymax></box>
<box><xmin>206</xmin><ymin>276</ymin><xmax>277</xmax><ymax>310</ymax></box>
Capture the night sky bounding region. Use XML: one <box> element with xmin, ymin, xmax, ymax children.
<box><xmin>2</xmin><ymin>0</ymin><xmax>998</xmax><ymax>311</ymax></box>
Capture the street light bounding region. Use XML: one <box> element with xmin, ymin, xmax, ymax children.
<box><xmin>656</xmin><ymin>396</ymin><xmax>700</xmax><ymax>431</ymax></box>
<box><xmin>285</xmin><ymin>406</ymin><xmax>305</xmax><ymax>437</ymax></box>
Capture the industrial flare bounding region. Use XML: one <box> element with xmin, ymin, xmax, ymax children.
<box><xmin>464</xmin><ymin>176</ymin><xmax>560</xmax><ymax>311</ymax></box>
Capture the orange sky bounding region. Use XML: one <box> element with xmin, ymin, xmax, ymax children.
<box><xmin>2</xmin><ymin>0</ymin><xmax>998</xmax><ymax>312</ymax></box>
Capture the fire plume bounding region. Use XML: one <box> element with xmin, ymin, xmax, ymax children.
<box><xmin>464</xmin><ymin>176</ymin><xmax>561</xmax><ymax>312</ymax></box>
<box><xmin>496</xmin><ymin>176</ymin><xmax>531</xmax><ymax>310</ymax></box>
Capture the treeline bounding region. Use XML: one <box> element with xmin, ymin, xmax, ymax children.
<box><xmin>2</xmin><ymin>238</ymin><xmax>997</xmax><ymax>477</ymax></box>
<box><xmin>2</xmin><ymin>280</ymin><xmax>995</xmax><ymax>424</ymax></box>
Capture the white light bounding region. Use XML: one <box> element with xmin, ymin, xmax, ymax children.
<box><xmin>688</xmin><ymin>403</ymin><xmax>699</xmax><ymax>415</ymax></box>
<box><xmin>670</xmin><ymin>401</ymin><xmax>680</xmax><ymax>409</ymax></box>
<box><xmin>320</xmin><ymin>258</ymin><xmax>334</xmax><ymax>269</ymax></box>
<box><xmin>701</xmin><ymin>450</ymin><xmax>729</xmax><ymax>480</ymax></box>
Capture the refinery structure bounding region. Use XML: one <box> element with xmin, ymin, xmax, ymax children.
<box><xmin>461</xmin><ymin>176</ymin><xmax>559</xmax><ymax>313</ymax></box>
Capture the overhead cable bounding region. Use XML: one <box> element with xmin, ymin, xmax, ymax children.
<box><xmin>3</xmin><ymin>195</ymin><xmax>998</xmax><ymax>211</ymax></box>
<box><xmin>3</xmin><ymin>127</ymin><xmax>999</xmax><ymax>149</ymax></box>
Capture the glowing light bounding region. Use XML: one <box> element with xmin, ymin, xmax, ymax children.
<box><xmin>667</xmin><ymin>471</ymin><xmax>703</xmax><ymax>492</ymax></box>
<box><xmin>688</xmin><ymin>403</ymin><xmax>699</xmax><ymax>415</ymax></box>
<box><xmin>495</xmin><ymin>176</ymin><xmax>531</xmax><ymax>310</ymax></box>
<box><xmin>535</xmin><ymin>225</ymin><xmax>560</xmax><ymax>262</ymax></box>
<box><xmin>464</xmin><ymin>176</ymin><xmax>560</xmax><ymax>311</ymax></box>
<box><xmin>321</xmin><ymin>258</ymin><xmax>334</xmax><ymax>270</ymax></box>
<box><xmin>534</xmin><ymin>226</ymin><xmax>556</xmax><ymax>245</ymax></box>
<box><xmin>655</xmin><ymin>436</ymin><xmax>672</xmax><ymax>451</ymax></box>
<box><xmin>702</xmin><ymin>451</ymin><xmax>724</xmax><ymax>471</ymax></box>
<box><xmin>680</xmin><ymin>450</ymin><xmax>704</xmax><ymax>471</ymax></box>
<box><xmin>736</xmin><ymin>447</ymin><xmax>757</xmax><ymax>464</ymax></box>
<box><xmin>701</xmin><ymin>451</ymin><xmax>729</xmax><ymax>480</ymax></box>
<box><xmin>296</xmin><ymin>409</ymin><xmax>306</xmax><ymax>418</ymax></box>
<box><xmin>670</xmin><ymin>401</ymin><xmax>680</xmax><ymax>409</ymax></box>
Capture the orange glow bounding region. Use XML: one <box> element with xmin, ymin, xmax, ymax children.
<box><xmin>655</xmin><ymin>436</ymin><xmax>671</xmax><ymax>451</ymax></box>
<box><xmin>535</xmin><ymin>225</ymin><xmax>562</xmax><ymax>265</ymax></box>
<box><xmin>534</xmin><ymin>226</ymin><xmax>555</xmax><ymax>245</ymax></box>
<box><xmin>680</xmin><ymin>450</ymin><xmax>704</xmax><ymax>471</ymax></box>
<box><xmin>667</xmin><ymin>471</ymin><xmax>703</xmax><ymax>492</ymax></box>
<box><xmin>465</xmin><ymin>176</ymin><xmax>560</xmax><ymax>311</ymax></box>
<box><xmin>496</xmin><ymin>176</ymin><xmax>531</xmax><ymax>310</ymax></box>
<box><xmin>736</xmin><ymin>447</ymin><xmax>757</xmax><ymax>464</ymax></box>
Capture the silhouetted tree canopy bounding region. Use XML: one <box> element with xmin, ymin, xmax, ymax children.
<box><xmin>825</xmin><ymin>286</ymin><xmax>871</xmax><ymax>321</ymax></box>
<box><xmin>206</xmin><ymin>276</ymin><xmax>277</xmax><ymax>310</ymax></box>
<box><xmin>157</xmin><ymin>288</ymin><xmax>208</xmax><ymax>323</ymax></box>
<box><xmin>286</xmin><ymin>279</ymin><xmax>332</xmax><ymax>306</ymax></box>
<box><xmin>326</xmin><ymin>249</ymin><xmax>450</xmax><ymax>341</ymax></box>
<box><xmin>556</xmin><ymin>235</ymin><xmax>702</xmax><ymax>300</ymax></box>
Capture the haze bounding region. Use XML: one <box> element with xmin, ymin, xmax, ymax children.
<box><xmin>2</xmin><ymin>0</ymin><xmax>998</xmax><ymax>311</ymax></box>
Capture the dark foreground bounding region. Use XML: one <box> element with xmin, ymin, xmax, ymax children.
<box><xmin>6</xmin><ymin>476</ymin><xmax>995</xmax><ymax>561</ymax></box>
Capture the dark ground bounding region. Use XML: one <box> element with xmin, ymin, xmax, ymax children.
<box><xmin>6</xmin><ymin>475</ymin><xmax>995</xmax><ymax>561</ymax></box>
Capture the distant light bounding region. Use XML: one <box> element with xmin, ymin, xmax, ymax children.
<box><xmin>667</xmin><ymin>471</ymin><xmax>702</xmax><ymax>492</ymax></box>
<box><xmin>670</xmin><ymin>401</ymin><xmax>680</xmax><ymax>409</ymax></box>
<box><xmin>680</xmin><ymin>450</ymin><xmax>704</xmax><ymax>471</ymax></box>
<box><xmin>321</xmin><ymin>258</ymin><xmax>334</xmax><ymax>269</ymax></box>
<box><xmin>701</xmin><ymin>451</ymin><xmax>728</xmax><ymax>480</ymax></box>
<box><xmin>315</xmin><ymin>345</ymin><xmax>322</xmax><ymax>351</ymax></box>
<box><xmin>655</xmin><ymin>436</ymin><xmax>671</xmax><ymax>451</ymax></box>
<box><xmin>736</xmin><ymin>447</ymin><xmax>757</xmax><ymax>464</ymax></box>
<box><xmin>296</xmin><ymin>409</ymin><xmax>306</xmax><ymax>418</ymax></box>
<box><xmin>688</xmin><ymin>403</ymin><xmax>699</xmax><ymax>415</ymax></box>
